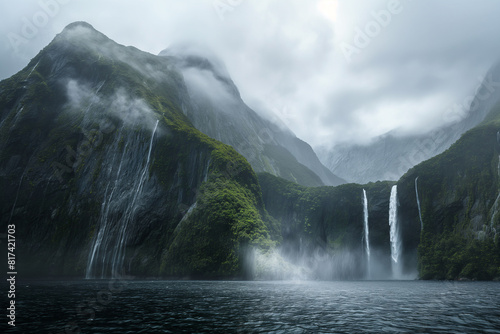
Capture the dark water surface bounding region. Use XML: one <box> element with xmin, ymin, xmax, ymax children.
<box><xmin>2</xmin><ymin>280</ymin><xmax>500</xmax><ymax>333</ymax></box>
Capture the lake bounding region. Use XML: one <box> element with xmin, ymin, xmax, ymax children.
<box><xmin>2</xmin><ymin>280</ymin><xmax>500</xmax><ymax>333</ymax></box>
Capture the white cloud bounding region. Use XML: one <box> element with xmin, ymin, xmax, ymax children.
<box><xmin>2</xmin><ymin>0</ymin><xmax>500</xmax><ymax>148</ymax></box>
<box><xmin>182</xmin><ymin>67</ymin><xmax>236</xmax><ymax>106</ymax></box>
<box><xmin>65</xmin><ymin>79</ymin><xmax>158</xmax><ymax>131</ymax></box>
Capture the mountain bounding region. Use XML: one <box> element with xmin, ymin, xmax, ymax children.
<box><xmin>256</xmin><ymin>80</ymin><xmax>500</xmax><ymax>280</ymax></box>
<box><xmin>0</xmin><ymin>22</ymin><xmax>276</xmax><ymax>278</ymax></box>
<box><xmin>318</xmin><ymin>63</ymin><xmax>500</xmax><ymax>184</ymax></box>
<box><xmin>397</xmin><ymin>104</ymin><xmax>500</xmax><ymax>280</ymax></box>
<box><xmin>2</xmin><ymin>22</ymin><xmax>498</xmax><ymax>281</ymax></box>
<box><xmin>159</xmin><ymin>45</ymin><xmax>345</xmax><ymax>187</ymax></box>
<box><xmin>257</xmin><ymin>98</ymin><xmax>500</xmax><ymax>280</ymax></box>
<box><xmin>257</xmin><ymin>173</ymin><xmax>408</xmax><ymax>279</ymax></box>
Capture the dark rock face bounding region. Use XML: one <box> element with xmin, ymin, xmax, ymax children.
<box><xmin>396</xmin><ymin>178</ymin><xmax>424</xmax><ymax>275</ymax></box>
<box><xmin>0</xmin><ymin>22</ymin><xmax>272</xmax><ymax>279</ymax></box>
<box><xmin>160</xmin><ymin>46</ymin><xmax>345</xmax><ymax>187</ymax></box>
<box><xmin>2</xmin><ymin>22</ymin><xmax>498</xmax><ymax>282</ymax></box>
<box><xmin>258</xmin><ymin>173</ymin><xmax>418</xmax><ymax>279</ymax></box>
<box><xmin>397</xmin><ymin>120</ymin><xmax>500</xmax><ymax>280</ymax></box>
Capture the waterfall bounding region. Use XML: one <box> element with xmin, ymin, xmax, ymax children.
<box><xmin>415</xmin><ymin>177</ymin><xmax>424</xmax><ymax>231</ymax></box>
<box><xmin>86</xmin><ymin>120</ymin><xmax>159</xmax><ymax>278</ymax></box>
<box><xmin>7</xmin><ymin>167</ymin><xmax>28</xmax><ymax>225</ymax></box>
<box><xmin>363</xmin><ymin>189</ymin><xmax>370</xmax><ymax>278</ymax></box>
<box><xmin>110</xmin><ymin>119</ymin><xmax>159</xmax><ymax>276</ymax></box>
<box><xmin>26</xmin><ymin>60</ymin><xmax>40</xmax><ymax>79</ymax></box>
<box><xmin>498</xmin><ymin>154</ymin><xmax>500</xmax><ymax>177</ymax></box>
<box><xmin>490</xmin><ymin>155</ymin><xmax>500</xmax><ymax>228</ymax></box>
<box><xmin>86</xmin><ymin>131</ymin><xmax>130</xmax><ymax>279</ymax></box>
<box><xmin>389</xmin><ymin>185</ymin><xmax>402</xmax><ymax>279</ymax></box>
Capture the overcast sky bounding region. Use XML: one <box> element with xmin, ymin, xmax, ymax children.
<box><xmin>1</xmin><ymin>0</ymin><xmax>500</xmax><ymax>148</ymax></box>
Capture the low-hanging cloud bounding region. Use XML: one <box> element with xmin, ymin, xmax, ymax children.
<box><xmin>182</xmin><ymin>67</ymin><xmax>236</xmax><ymax>107</ymax></box>
<box><xmin>65</xmin><ymin>79</ymin><xmax>158</xmax><ymax>131</ymax></box>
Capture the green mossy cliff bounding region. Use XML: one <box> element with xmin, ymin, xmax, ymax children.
<box><xmin>258</xmin><ymin>173</ymin><xmax>400</xmax><ymax>279</ymax></box>
<box><xmin>398</xmin><ymin>116</ymin><xmax>500</xmax><ymax>280</ymax></box>
<box><xmin>1</xmin><ymin>22</ymin><xmax>499</xmax><ymax>281</ymax></box>
<box><xmin>0</xmin><ymin>22</ymin><xmax>273</xmax><ymax>279</ymax></box>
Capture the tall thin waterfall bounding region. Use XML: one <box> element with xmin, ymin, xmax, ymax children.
<box><xmin>363</xmin><ymin>189</ymin><xmax>370</xmax><ymax>278</ymax></box>
<box><xmin>8</xmin><ymin>167</ymin><xmax>28</xmax><ymax>225</ymax></box>
<box><xmin>415</xmin><ymin>177</ymin><xmax>423</xmax><ymax>231</ymax></box>
<box><xmin>86</xmin><ymin>120</ymin><xmax>159</xmax><ymax>278</ymax></box>
<box><xmin>389</xmin><ymin>185</ymin><xmax>402</xmax><ymax>279</ymax></box>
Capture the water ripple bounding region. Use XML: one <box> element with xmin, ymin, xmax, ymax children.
<box><xmin>2</xmin><ymin>280</ymin><xmax>500</xmax><ymax>333</ymax></box>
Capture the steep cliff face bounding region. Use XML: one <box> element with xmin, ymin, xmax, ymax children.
<box><xmin>398</xmin><ymin>114</ymin><xmax>500</xmax><ymax>280</ymax></box>
<box><xmin>3</xmin><ymin>21</ymin><xmax>498</xmax><ymax>281</ymax></box>
<box><xmin>258</xmin><ymin>104</ymin><xmax>500</xmax><ymax>280</ymax></box>
<box><xmin>319</xmin><ymin>62</ymin><xmax>500</xmax><ymax>184</ymax></box>
<box><xmin>159</xmin><ymin>46</ymin><xmax>345</xmax><ymax>187</ymax></box>
<box><xmin>0</xmin><ymin>22</ymin><xmax>273</xmax><ymax>279</ymax></box>
<box><xmin>257</xmin><ymin>173</ymin><xmax>416</xmax><ymax>279</ymax></box>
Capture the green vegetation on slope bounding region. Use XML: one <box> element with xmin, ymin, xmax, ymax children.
<box><xmin>262</xmin><ymin>144</ymin><xmax>324</xmax><ymax>187</ymax></box>
<box><xmin>0</xmin><ymin>22</ymin><xmax>275</xmax><ymax>278</ymax></box>
<box><xmin>258</xmin><ymin>173</ymin><xmax>394</xmax><ymax>266</ymax></box>
<box><xmin>399</xmin><ymin>117</ymin><xmax>500</xmax><ymax>280</ymax></box>
<box><xmin>154</xmin><ymin>112</ymin><xmax>276</xmax><ymax>278</ymax></box>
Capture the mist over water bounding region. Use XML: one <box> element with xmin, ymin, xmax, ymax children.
<box><xmin>249</xmin><ymin>185</ymin><xmax>418</xmax><ymax>281</ymax></box>
<box><xmin>249</xmin><ymin>246</ymin><xmax>414</xmax><ymax>281</ymax></box>
<box><xmin>251</xmin><ymin>247</ymin><xmax>363</xmax><ymax>281</ymax></box>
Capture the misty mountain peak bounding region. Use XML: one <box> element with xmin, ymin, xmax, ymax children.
<box><xmin>160</xmin><ymin>43</ymin><xmax>232</xmax><ymax>82</ymax></box>
<box><xmin>160</xmin><ymin>42</ymin><xmax>241</xmax><ymax>102</ymax></box>
<box><xmin>57</xmin><ymin>21</ymin><xmax>104</xmax><ymax>40</ymax></box>
<box><xmin>63</xmin><ymin>21</ymin><xmax>97</xmax><ymax>32</ymax></box>
<box><xmin>50</xmin><ymin>21</ymin><xmax>116</xmax><ymax>52</ymax></box>
<box><xmin>160</xmin><ymin>43</ymin><xmax>225</xmax><ymax>69</ymax></box>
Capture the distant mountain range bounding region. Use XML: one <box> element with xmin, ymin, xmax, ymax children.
<box><xmin>317</xmin><ymin>63</ymin><xmax>500</xmax><ymax>184</ymax></box>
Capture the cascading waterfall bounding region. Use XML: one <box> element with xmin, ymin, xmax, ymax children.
<box><xmin>496</xmin><ymin>155</ymin><xmax>500</xmax><ymax>197</ymax></box>
<box><xmin>415</xmin><ymin>177</ymin><xmax>424</xmax><ymax>231</ymax></box>
<box><xmin>86</xmin><ymin>130</ymin><xmax>129</xmax><ymax>279</ymax></box>
<box><xmin>490</xmin><ymin>155</ymin><xmax>500</xmax><ymax>228</ymax></box>
<box><xmin>86</xmin><ymin>120</ymin><xmax>159</xmax><ymax>278</ymax></box>
<box><xmin>388</xmin><ymin>185</ymin><xmax>402</xmax><ymax>279</ymax></box>
<box><xmin>26</xmin><ymin>60</ymin><xmax>40</xmax><ymax>79</ymax></box>
<box><xmin>110</xmin><ymin>119</ymin><xmax>159</xmax><ymax>276</ymax></box>
<box><xmin>8</xmin><ymin>167</ymin><xmax>28</xmax><ymax>225</ymax></box>
<box><xmin>363</xmin><ymin>189</ymin><xmax>371</xmax><ymax>278</ymax></box>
